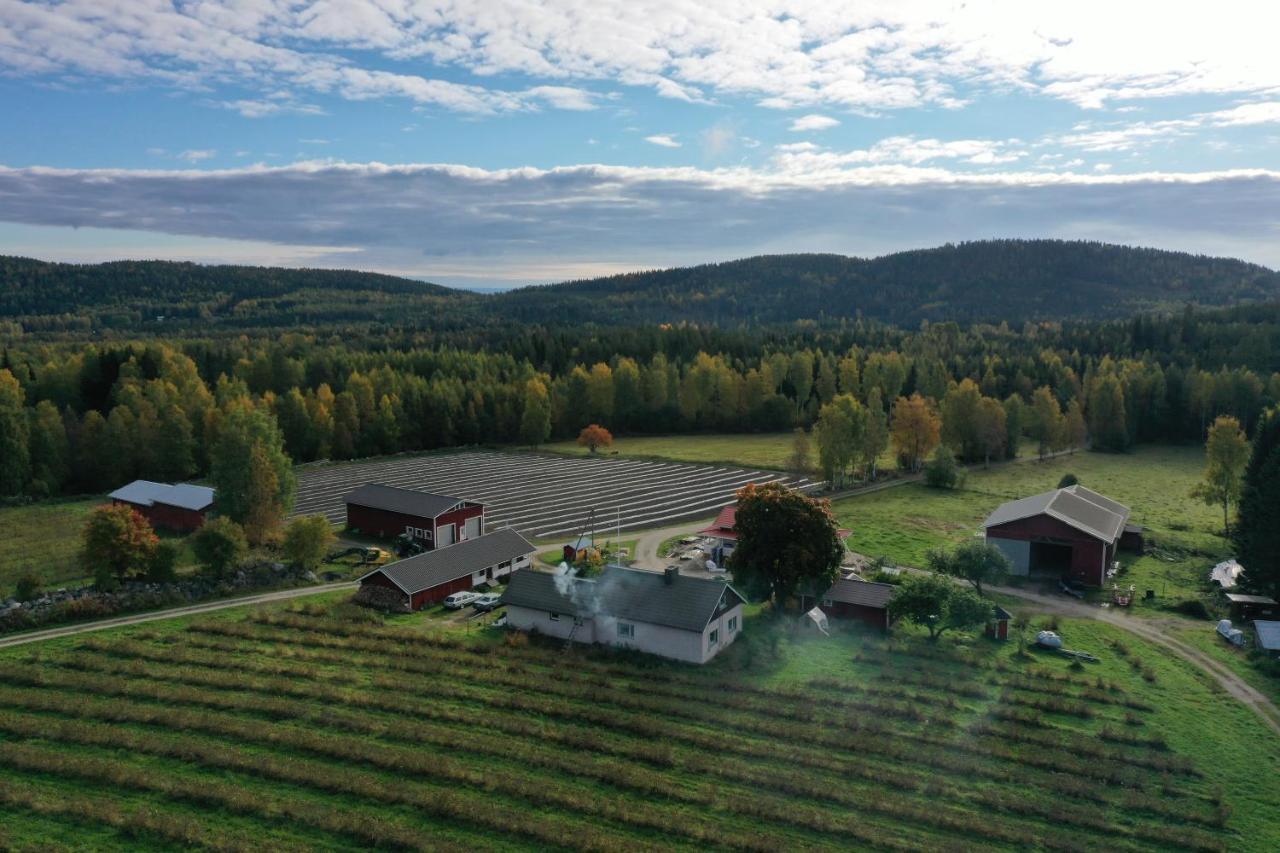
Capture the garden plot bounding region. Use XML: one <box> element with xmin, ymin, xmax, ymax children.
<box><xmin>293</xmin><ymin>450</ymin><xmax>815</xmax><ymax>539</ymax></box>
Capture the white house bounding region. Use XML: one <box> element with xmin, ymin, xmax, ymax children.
<box><xmin>500</xmin><ymin>565</ymin><xmax>746</xmax><ymax>664</ymax></box>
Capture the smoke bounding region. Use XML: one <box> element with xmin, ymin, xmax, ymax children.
<box><xmin>552</xmin><ymin>561</ymin><xmax>604</xmax><ymax>617</ymax></box>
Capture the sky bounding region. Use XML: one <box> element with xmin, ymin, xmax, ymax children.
<box><xmin>1</xmin><ymin>2</ymin><xmax>1280</xmax><ymax>289</ymax></box>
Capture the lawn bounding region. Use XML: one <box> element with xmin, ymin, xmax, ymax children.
<box><xmin>0</xmin><ymin>593</ymin><xmax>1275</xmax><ymax>850</ymax></box>
<box><xmin>540</xmin><ymin>432</ymin><xmax>801</xmax><ymax>470</ymax></box>
<box><xmin>832</xmin><ymin>445</ymin><xmax>1229</xmax><ymax>608</ymax></box>
<box><xmin>0</xmin><ymin>498</ymin><xmax>103</xmax><ymax>595</ymax></box>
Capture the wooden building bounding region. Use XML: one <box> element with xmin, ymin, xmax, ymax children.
<box><xmin>802</xmin><ymin>572</ymin><xmax>896</xmax><ymax>631</ymax></box>
<box><xmin>108</xmin><ymin>480</ymin><xmax>215</xmax><ymax>533</ymax></box>
<box><xmin>984</xmin><ymin>484</ymin><xmax>1141</xmax><ymax>587</ymax></box>
<box><xmin>344</xmin><ymin>483</ymin><xmax>484</xmax><ymax>548</ymax></box>
<box><xmin>358</xmin><ymin>528</ymin><xmax>535</xmax><ymax>610</ymax></box>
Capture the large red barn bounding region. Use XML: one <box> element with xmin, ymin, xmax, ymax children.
<box><xmin>108</xmin><ymin>480</ymin><xmax>214</xmax><ymax>533</ymax></box>
<box><xmin>984</xmin><ymin>484</ymin><xmax>1141</xmax><ymax>587</ymax></box>
<box><xmin>358</xmin><ymin>528</ymin><xmax>535</xmax><ymax>610</ymax></box>
<box><xmin>344</xmin><ymin>483</ymin><xmax>484</xmax><ymax>548</ymax></box>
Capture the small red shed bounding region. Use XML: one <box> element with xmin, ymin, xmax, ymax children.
<box><xmin>802</xmin><ymin>573</ymin><xmax>896</xmax><ymax>631</ymax></box>
<box><xmin>986</xmin><ymin>605</ymin><xmax>1012</xmax><ymax>641</ymax></box>
<box><xmin>108</xmin><ymin>480</ymin><xmax>215</xmax><ymax>533</ymax></box>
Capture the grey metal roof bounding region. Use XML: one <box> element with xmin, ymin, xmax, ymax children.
<box><xmin>1225</xmin><ymin>593</ymin><xmax>1278</xmax><ymax>605</ymax></box>
<box><xmin>984</xmin><ymin>485</ymin><xmax>1129</xmax><ymax>543</ymax></box>
<box><xmin>362</xmin><ymin>529</ymin><xmax>534</xmax><ymax>595</ymax></box>
<box><xmin>344</xmin><ymin>483</ymin><xmax>465</xmax><ymax>520</ymax></box>
<box><xmin>108</xmin><ymin>480</ymin><xmax>214</xmax><ymax>512</ymax></box>
<box><xmin>821</xmin><ymin>577</ymin><xmax>895</xmax><ymax>609</ymax></box>
<box><xmin>1254</xmin><ymin>620</ymin><xmax>1280</xmax><ymax>651</ymax></box>
<box><xmin>501</xmin><ymin>565</ymin><xmax>745</xmax><ymax>633</ymax></box>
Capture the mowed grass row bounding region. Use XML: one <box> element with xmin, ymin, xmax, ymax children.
<box><xmin>0</xmin><ymin>603</ymin><xmax>1248</xmax><ymax>852</ymax></box>
<box><xmin>0</xmin><ymin>498</ymin><xmax>101</xmax><ymax>592</ymax></box>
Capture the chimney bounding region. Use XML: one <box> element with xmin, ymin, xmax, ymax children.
<box><xmin>664</xmin><ymin>566</ymin><xmax>678</xmax><ymax>585</ymax></box>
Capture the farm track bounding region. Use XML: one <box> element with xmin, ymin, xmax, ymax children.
<box><xmin>291</xmin><ymin>450</ymin><xmax>816</xmax><ymax>538</ymax></box>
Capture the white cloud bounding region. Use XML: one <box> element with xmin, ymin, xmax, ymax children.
<box><xmin>522</xmin><ymin>85</ymin><xmax>600</xmax><ymax>111</ymax></box>
<box><xmin>178</xmin><ymin>149</ymin><xmax>216</xmax><ymax>162</ymax></box>
<box><xmin>299</xmin><ymin>138</ymin><xmax>330</xmax><ymax>145</ymax></box>
<box><xmin>775</xmin><ymin>135</ymin><xmax>1024</xmax><ymax>168</ymax></box>
<box><xmin>3</xmin><ymin>160</ymin><xmax>1278</xmax><ymax>283</ymax></box>
<box><xmin>775</xmin><ymin>142</ymin><xmax>819</xmax><ymax>153</ymax></box>
<box><xmin>219</xmin><ymin>99</ymin><xmax>326</xmax><ymax>118</ymax></box>
<box><xmin>4</xmin><ymin>2</ymin><xmax>1279</xmax><ymax>117</ymax></box>
<box><xmin>789</xmin><ymin>114</ymin><xmax>840</xmax><ymax>132</ymax></box>
<box><xmin>644</xmin><ymin>134</ymin><xmax>681</xmax><ymax>148</ymax></box>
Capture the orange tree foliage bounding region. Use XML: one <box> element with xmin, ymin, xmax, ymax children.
<box><xmin>81</xmin><ymin>503</ymin><xmax>158</xmax><ymax>583</ymax></box>
<box><xmin>728</xmin><ymin>481</ymin><xmax>843</xmax><ymax>608</ymax></box>
<box><xmin>891</xmin><ymin>393</ymin><xmax>941</xmax><ymax>472</ymax></box>
<box><xmin>576</xmin><ymin>424</ymin><xmax>613</xmax><ymax>454</ymax></box>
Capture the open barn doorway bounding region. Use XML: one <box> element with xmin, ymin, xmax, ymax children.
<box><xmin>1030</xmin><ymin>541</ymin><xmax>1073</xmax><ymax>574</ymax></box>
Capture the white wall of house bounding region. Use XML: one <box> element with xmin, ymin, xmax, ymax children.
<box><xmin>468</xmin><ymin>551</ymin><xmax>534</xmax><ymax>587</ymax></box>
<box><xmin>505</xmin><ymin>605</ymin><xmax>596</xmax><ymax>642</ymax></box>
<box><xmin>701</xmin><ymin>602</ymin><xmax>744</xmax><ymax>661</ymax></box>
<box><xmin>507</xmin><ymin>601</ymin><xmax>743</xmax><ymax>664</ymax></box>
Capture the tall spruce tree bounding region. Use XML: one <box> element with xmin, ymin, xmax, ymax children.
<box><xmin>1235</xmin><ymin>408</ymin><xmax>1280</xmax><ymax>598</ymax></box>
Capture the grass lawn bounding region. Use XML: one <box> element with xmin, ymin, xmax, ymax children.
<box><xmin>540</xmin><ymin>432</ymin><xmax>801</xmax><ymax>470</ymax></box>
<box><xmin>832</xmin><ymin>445</ymin><xmax>1229</xmax><ymax>610</ymax></box>
<box><xmin>0</xmin><ymin>498</ymin><xmax>103</xmax><ymax>595</ymax></box>
<box><xmin>537</xmin><ymin>538</ymin><xmax>638</xmax><ymax>567</ymax></box>
<box><xmin>0</xmin><ymin>592</ymin><xmax>1274</xmax><ymax>850</ymax></box>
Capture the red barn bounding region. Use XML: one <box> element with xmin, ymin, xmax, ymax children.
<box><xmin>358</xmin><ymin>528</ymin><xmax>535</xmax><ymax>610</ymax></box>
<box><xmin>802</xmin><ymin>573</ymin><xmax>896</xmax><ymax>631</ymax></box>
<box><xmin>344</xmin><ymin>483</ymin><xmax>484</xmax><ymax>548</ymax></box>
<box><xmin>108</xmin><ymin>480</ymin><xmax>214</xmax><ymax>533</ymax></box>
<box><xmin>984</xmin><ymin>484</ymin><xmax>1138</xmax><ymax>587</ymax></box>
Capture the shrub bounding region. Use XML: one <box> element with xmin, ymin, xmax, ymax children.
<box><xmin>190</xmin><ymin>517</ymin><xmax>248</xmax><ymax>578</ymax></box>
<box><xmin>282</xmin><ymin>515</ymin><xmax>336</xmax><ymax>571</ymax></box>
<box><xmin>1056</xmin><ymin>473</ymin><xmax>1079</xmax><ymax>488</ymax></box>
<box><xmin>924</xmin><ymin>445</ymin><xmax>961</xmax><ymax>489</ymax></box>
<box><xmin>145</xmin><ymin>540</ymin><xmax>181</xmax><ymax>583</ymax></box>
<box><xmin>13</xmin><ymin>571</ymin><xmax>41</xmax><ymax>602</ymax></box>
<box><xmin>1171</xmin><ymin>598</ymin><xmax>1211</xmax><ymax>620</ymax></box>
<box><xmin>504</xmin><ymin>630</ymin><xmax>529</xmax><ymax>648</ymax></box>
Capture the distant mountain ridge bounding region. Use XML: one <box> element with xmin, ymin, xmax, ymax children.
<box><xmin>2</xmin><ymin>240</ymin><xmax>1277</xmax><ymax>332</ymax></box>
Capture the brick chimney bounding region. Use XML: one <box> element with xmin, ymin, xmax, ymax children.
<box><xmin>664</xmin><ymin>566</ymin><xmax>678</xmax><ymax>585</ymax></box>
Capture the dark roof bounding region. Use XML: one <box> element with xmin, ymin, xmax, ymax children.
<box><xmin>992</xmin><ymin>605</ymin><xmax>1013</xmax><ymax>621</ymax></box>
<box><xmin>821</xmin><ymin>577</ymin><xmax>895</xmax><ymax>609</ymax></box>
<box><xmin>1254</xmin><ymin>621</ymin><xmax>1280</xmax><ymax>652</ymax></box>
<box><xmin>344</xmin><ymin>483</ymin><xmax>467</xmax><ymax>519</ymax></box>
<box><xmin>984</xmin><ymin>485</ymin><xmax>1129</xmax><ymax>543</ymax></box>
<box><xmin>361</xmin><ymin>529</ymin><xmax>533</xmax><ymax>595</ymax></box>
<box><xmin>501</xmin><ymin>565</ymin><xmax>746</xmax><ymax>633</ymax></box>
<box><xmin>1225</xmin><ymin>593</ymin><xmax>1278</xmax><ymax>605</ymax></box>
<box><xmin>109</xmin><ymin>480</ymin><xmax>215</xmax><ymax>512</ymax></box>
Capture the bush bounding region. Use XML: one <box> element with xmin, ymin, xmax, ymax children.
<box><xmin>146</xmin><ymin>540</ymin><xmax>181</xmax><ymax>583</ymax></box>
<box><xmin>282</xmin><ymin>515</ymin><xmax>336</xmax><ymax>571</ymax></box>
<box><xmin>191</xmin><ymin>517</ymin><xmax>248</xmax><ymax>578</ymax></box>
<box><xmin>13</xmin><ymin>571</ymin><xmax>41</xmax><ymax>602</ymax></box>
<box><xmin>1057</xmin><ymin>473</ymin><xmax>1079</xmax><ymax>488</ymax></box>
<box><xmin>924</xmin><ymin>446</ymin><xmax>961</xmax><ymax>489</ymax></box>
<box><xmin>1171</xmin><ymin>598</ymin><xmax>1211</xmax><ymax>620</ymax></box>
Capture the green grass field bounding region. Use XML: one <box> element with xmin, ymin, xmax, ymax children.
<box><xmin>0</xmin><ymin>498</ymin><xmax>103</xmax><ymax>594</ymax></box>
<box><xmin>0</xmin><ymin>594</ymin><xmax>1275</xmax><ymax>851</ymax></box>
<box><xmin>832</xmin><ymin>446</ymin><xmax>1227</xmax><ymax>607</ymax></box>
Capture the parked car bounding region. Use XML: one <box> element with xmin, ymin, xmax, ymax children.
<box><xmin>443</xmin><ymin>591</ymin><xmax>482</xmax><ymax>609</ymax></box>
<box><xmin>472</xmin><ymin>593</ymin><xmax>504</xmax><ymax>612</ymax></box>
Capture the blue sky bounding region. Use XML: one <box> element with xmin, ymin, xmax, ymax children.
<box><xmin>2</xmin><ymin>1</ymin><xmax>1279</xmax><ymax>288</ymax></box>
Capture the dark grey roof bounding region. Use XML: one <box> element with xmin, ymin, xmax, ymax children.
<box><xmin>821</xmin><ymin>577</ymin><xmax>895</xmax><ymax>609</ymax></box>
<box><xmin>501</xmin><ymin>565</ymin><xmax>745</xmax><ymax>633</ymax></box>
<box><xmin>345</xmin><ymin>483</ymin><xmax>466</xmax><ymax>519</ymax></box>
<box><xmin>1254</xmin><ymin>621</ymin><xmax>1280</xmax><ymax>651</ymax></box>
<box><xmin>984</xmin><ymin>485</ymin><xmax>1129</xmax><ymax>543</ymax></box>
<box><xmin>362</xmin><ymin>529</ymin><xmax>533</xmax><ymax>594</ymax></box>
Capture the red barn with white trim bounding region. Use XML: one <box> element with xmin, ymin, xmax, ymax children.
<box><xmin>344</xmin><ymin>483</ymin><xmax>484</xmax><ymax>548</ymax></box>
<box><xmin>358</xmin><ymin>528</ymin><xmax>535</xmax><ymax>610</ymax></box>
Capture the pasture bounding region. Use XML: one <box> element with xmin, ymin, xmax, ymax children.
<box><xmin>833</xmin><ymin>446</ymin><xmax>1227</xmax><ymax>605</ymax></box>
<box><xmin>0</xmin><ymin>498</ymin><xmax>102</xmax><ymax>593</ymax></box>
<box><xmin>293</xmin><ymin>450</ymin><xmax>814</xmax><ymax>541</ymax></box>
<box><xmin>0</xmin><ymin>596</ymin><xmax>1275</xmax><ymax>851</ymax></box>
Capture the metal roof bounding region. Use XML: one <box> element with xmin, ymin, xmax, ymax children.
<box><xmin>344</xmin><ymin>483</ymin><xmax>467</xmax><ymax>520</ymax></box>
<box><xmin>699</xmin><ymin>505</ymin><xmax>739</xmax><ymax>539</ymax></box>
<box><xmin>1254</xmin><ymin>620</ymin><xmax>1280</xmax><ymax>651</ymax></box>
<box><xmin>501</xmin><ymin>564</ymin><xmax>746</xmax><ymax>633</ymax></box>
<box><xmin>361</xmin><ymin>528</ymin><xmax>534</xmax><ymax>595</ymax></box>
<box><xmin>984</xmin><ymin>485</ymin><xmax>1129</xmax><ymax>543</ymax></box>
<box><xmin>1225</xmin><ymin>593</ymin><xmax>1278</xmax><ymax>605</ymax></box>
<box><xmin>821</xmin><ymin>577</ymin><xmax>895</xmax><ymax>609</ymax></box>
<box><xmin>108</xmin><ymin>480</ymin><xmax>215</xmax><ymax>512</ymax></box>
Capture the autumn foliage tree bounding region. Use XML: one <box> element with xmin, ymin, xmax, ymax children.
<box><xmin>728</xmin><ymin>482</ymin><xmax>844</xmax><ymax>609</ymax></box>
<box><xmin>210</xmin><ymin>402</ymin><xmax>295</xmax><ymax>545</ymax></box>
<box><xmin>577</xmin><ymin>424</ymin><xmax>613</xmax><ymax>454</ymax></box>
<box><xmin>81</xmin><ymin>504</ymin><xmax>158</xmax><ymax>588</ymax></box>
<box><xmin>891</xmin><ymin>393</ymin><xmax>941</xmax><ymax>472</ymax></box>
<box><xmin>1191</xmin><ymin>415</ymin><xmax>1249</xmax><ymax>535</ymax></box>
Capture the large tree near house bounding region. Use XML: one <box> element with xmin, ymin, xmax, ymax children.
<box><xmin>728</xmin><ymin>482</ymin><xmax>843</xmax><ymax>609</ymax></box>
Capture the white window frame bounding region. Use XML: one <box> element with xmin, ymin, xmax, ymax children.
<box><xmin>709</xmin><ymin>628</ymin><xmax>719</xmax><ymax>646</ymax></box>
<box><xmin>728</xmin><ymin>616</ymin><xmax>737</xmax><ymax>632</ymax></box>
<box><xmin>550</xmin><ymin>612</ymin><xmax>560</xmax><ymax>621</ymax></box>
<box><xmin>617</xmin><ymin>622</ymin><xmax>635</xmax><ymax>639</ymax></box>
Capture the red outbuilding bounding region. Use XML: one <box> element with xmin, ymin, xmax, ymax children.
<box><xmin>358</xmin><ymin>528</ymin><xmax>535</xmax><ymax>610</ymax></box>
<box><xmin>108</xmin><ymin>480</ymin><xmax>215</xmax><ymax>533</ymax></box>
<box><xmin>984</xmin><ymin>484</ymin><xmax>1140</xmax><ymax>587</ymax></box>
<box><xmin>802</xmin><ymin>572</ymin><xmax>896</xmax><ymax>631</ymax></box>
<box><xmin>344</xmin><ymin>483</ymin><xmax>484</xmax><ymax>548</ymax></box>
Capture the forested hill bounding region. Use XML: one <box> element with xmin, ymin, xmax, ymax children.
<box><xmin>2</xmin><ymin>240</ymin><xmax>1277</xmax><ymax>335</ymax></box>
<box><xmin>497</xmin><ymin>240</ymin><xmax>1280</xmax><ymax>327</ymax></box>
<box><xmin>0</xmin><ymin>256</ymin><xmax>471</xmax><ymax>332</ymax></box>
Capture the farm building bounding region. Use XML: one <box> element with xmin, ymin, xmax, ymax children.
<box><xmin>1254</xmin><ymin>621</ymin><xmax>1280</xmax><ymax>656</ymax></box>
<box><xmin>983</xmin><ymin>484</ymin><xmax>1142</xmax><ymax>587</ymax></box>
<box><xmin>344</xmin><ymin>483</ymin><xmax>484</xmax><ymax>548</ymax></box>
<box><xmin>1225</xmin><ymin>593</ymin><xmax>1278</xmax><ymax>622</ymax></box>
<box><xmin>108</xmin><ymin>480</ymin><xmax>215</xmax><ymax>532</ymax></box>
<box><xmin>986</xmin><ymin>605</ymin><xmax>1013</xmax><ymax>641</ymax></box>
<box><xmin>501</xmin><ymin>565</ymin><xmax>746</xmax><ymax>664</ymax></box>
<box><xmin>801</xmin><ymin>572</ymin><xmax>896</xmax><ymax>631</ymax></box>
<box><xmin>699</xmin><ymin>505</ymin><xmax>740</xmax><ymax>563</ymax></box>
<box><xmin>357</xmin><ymin>528</ymin><xmax>535</xmax><ymax>610</ymax></box>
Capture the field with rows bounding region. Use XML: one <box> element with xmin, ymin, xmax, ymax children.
<box><xmin>0</xmin><ymin>498</ymin><xmax>103</xmax><ymax>592</ymax></box>
<box><xmin>833</xmin><ymin>445</ymin><xmax>1225</xmax><ymax>605</ymax></box>
<box><xmin>0</xmin><ymin>595</ymin><xmax>1276</xmax><ymax>851</ymax></box>
<box><xmin>294</xmin><ymin>449</ymin><xmax>814</xmax><ymax>541</ymax></box>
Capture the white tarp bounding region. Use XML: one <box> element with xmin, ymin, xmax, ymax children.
<box><xmin>1210</xmin><ymin>559</ymin><xmax>1244</xmax><ymax>588</ymax></box>
<box><xmin>804</xmin><ymin>607</ymin><xmax>830</xmax><ymax>636</ymax></box>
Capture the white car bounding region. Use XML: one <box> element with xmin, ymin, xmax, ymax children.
<box><xmin>443</xmin><ymin>591</ymin><xmax>482</xmax><ymax>610</ymax></box>
<box><xmin>472</xmin><ymin>593</ymin><xmax>504</xmax><ymax>612</ymax></box>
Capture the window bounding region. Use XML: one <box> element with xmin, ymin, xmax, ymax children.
<box><xmin>728</xmin><ymin>616</ymin><xmax>737</xmax><ymax>632</ymax></box>
<box><xmin>709</xmin><ymin>629</ymin><xmax>719</xmax><ymax>645</ymax></box>
<box><xmin>822</xmin><ymin>598</ymin><xmax>833</xmax><ymax>607</ymax></box>
<box><xmin>617</xmin><ymin>622</ymin><xmax>635</xmax><ymax>638</ymax></box>
<box><xmin>550</xmin><ymin>612</ymin><xmax>560</xmax><ymax>621</ymax></box>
